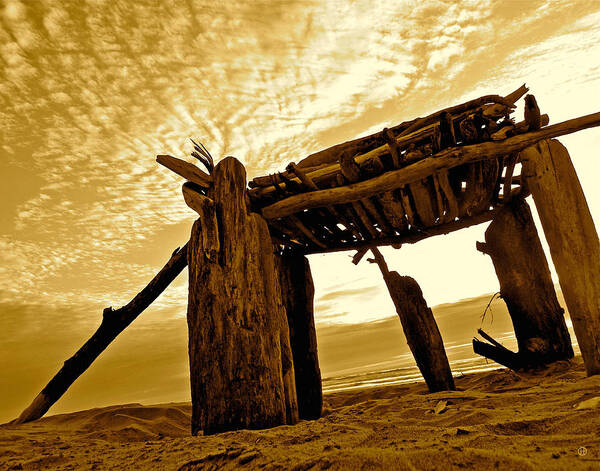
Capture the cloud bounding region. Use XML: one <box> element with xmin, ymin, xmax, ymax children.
<box><xmin>0</xmin><ymin>0</ymin><xmax>599</xmax><ymax>325</ymax></box>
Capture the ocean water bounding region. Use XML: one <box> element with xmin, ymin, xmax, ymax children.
<box><xmin>321</xmin><ymin>330</ymin><xmax>581</xmax><ymax>395</ymax></box>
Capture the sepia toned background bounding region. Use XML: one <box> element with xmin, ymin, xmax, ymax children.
<box><xmin>1</xmin><ymin>0</ymin><xmax>599</xmax><ymax>422</ymax></box>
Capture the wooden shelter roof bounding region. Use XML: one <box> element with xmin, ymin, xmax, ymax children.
<box><xmin>156</xmin><ymin>84</ymin><xmax>600</xmax><ymax>256</ymax></box>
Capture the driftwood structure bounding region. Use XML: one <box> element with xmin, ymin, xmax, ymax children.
<box><xmin>14</xmin><ymin>84</ymin><xmax>600</xmax><ymax>435</ymax></box>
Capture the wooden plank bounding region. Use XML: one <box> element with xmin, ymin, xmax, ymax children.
<box><xmin>378</xmin><ymin>191</ymin><xmax>408</xmax><ymax>232</ymax></box>
<box><xmin>521</xmin><ymin>139</ymin><xmax>600</xmax><ymax>376</ymax></box>
<box><xmin>436</xmin><ymin>170</ymin><xmax>459</xmax><ymax>223</ymax></box>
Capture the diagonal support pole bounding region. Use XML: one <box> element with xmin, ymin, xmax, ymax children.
<box><xmin>12</xmin><ymin>242</ymin><xmax>189</xmax><ymax>424</ymax></box>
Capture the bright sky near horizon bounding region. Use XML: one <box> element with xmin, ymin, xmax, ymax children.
<box><xmin>1</xmin><ymin>0</ymin><xmax>600</xmax><ymax>331</ymax></box>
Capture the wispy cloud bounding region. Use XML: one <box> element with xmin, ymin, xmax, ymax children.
<box><xmin>1</xmin><ymin>0</ymin><xmax>599</xmax><ymax>325</ymax></box>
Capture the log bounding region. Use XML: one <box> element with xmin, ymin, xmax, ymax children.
<box><xmin>369</xmin><ymin>249</ymin><xmax>455</xmax><ymax>392</ymax></box>
<box><xmin>275</xmin><ymin>254</ymin><xmax>322</xmax><ymax>420</ymax></box>
<box><xmin>382</xmin><ymin>127</ymin><xmax>401</xmax><ymax>167</ymax></box>
<box><xmin>13</xmin><ymin>243</ymin><xmax>189</xmax><ymax>424</ymax></box>
<box><xmin>289</xmin><ymin>215</ymin><xmax>328</xmax><ymax>249</ymax></box>
<box><xmin>157</xmin><ymin>154</ymin><xmax>213</xmax><ymax>188</ymax></box>
<box><xmin>187</xmin><ymin>157</ymin><xmax>298</xmax><ymax>435</ymax></box>
<box><xmin>287</xmin><ymin>162</ymin><xmax>319</xmax><ymax>191</ymax></box>
<box><xmin>476</xmin><ymin>198</ymin><xmax>573</xmax><ymax>366</ymax></box>
<box><xmin>260</xmin><ymin>112</ymin><xmax>600</xmax><ymax>220</ymax></box>
<box><xmin>520</xmin><ymin>139</ymin><xmax>600</xmax><ymax>376</ymax></box>
<box><xmin>472</xmin><ymin>337</ymin><xmax>522</xmax><ymax>371</ymax></box>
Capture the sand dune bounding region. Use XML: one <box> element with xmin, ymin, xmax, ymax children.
<box><xmin>1</xmin><ymin>357</ymin><xmax>598</xmax><ymax>470</ymax></box>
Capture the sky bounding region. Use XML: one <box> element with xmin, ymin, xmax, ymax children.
<box><xmin>1</xmin><ymin>0</ymin><xmax>599</xmax><ymax>418</ymax></box>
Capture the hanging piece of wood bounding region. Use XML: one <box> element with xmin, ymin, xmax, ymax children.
<box><xmin>369</xmin><ymin>248</ymin><xmax>455</xmax><ymax>392</ymax></box>
<box><xmin>157</xmin><ymin>154</ymin><xmax>213</xmax><ymax>188</ymax></box>
<box><xmin>520</xmin><ymin>139</ymin><xmax>600</xmax><ymax>376</ymax></box>
<box><xmin>260</xmin><ymin>112</ymin><xmax>600</xmax><ymax>220</ymax></box>
<box><xmin>475</xmin><ymin>197</ymin><xmax>573</xmax><ymax>368</ymax></box>
<box><xmin>13</xmin><ymin>243</ymin><xmax>189</xmax><ymax>424</ymax></box>
<box><xmin>187</xmin><ymin>157</ymin><xmax>299</xmax><ymax>435</ymax></box>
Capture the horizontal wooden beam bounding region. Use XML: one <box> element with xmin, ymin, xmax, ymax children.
<box><xmin>157</xmin><ymin>154</ymin><xmax>213</xmax><ymax>188</ymax></box>
<box><xmin>261</xmin><ymin>112</ymin><xmax>600</xmax><ymax>220</ymax></box>
<box><xmin>305</xmin><ymin>208</ymin><xmax>499</xmax><ymax>255</ymax></box>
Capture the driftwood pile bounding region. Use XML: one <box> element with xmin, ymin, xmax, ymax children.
<box><xmin>13</xmin><ymin>84</ymin><xmax>600</xmax><ymax>437</ymax></box>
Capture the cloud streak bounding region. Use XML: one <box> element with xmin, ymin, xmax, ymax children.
<box><xmin>1</xmin><ymin>0</ymin><xmax>599</xmax><ymax>325</ymax></box>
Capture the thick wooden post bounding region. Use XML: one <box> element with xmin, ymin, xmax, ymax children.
<box><xmin>520</xmin><ymin>139</ymin><xmax>600</xmax><ymax>376</ymax></box>
<box><xmin>370</xmin><ymin>249</ymin><xmax>455</xmax><ymax>392</ymax></box>
<box><xmin>275</xmin><ymin>254</ymin><xmax>322</xmax><ymax>420</ymax></box>
<box><xmin>476</xmin><ymin>198</ymin><xmax>573</xmax><ymax>366</ymax></box>
<box><xmin>187</xmin><ymin>157</ymin><xmax>298</xmax><ymax>435</ymax></box>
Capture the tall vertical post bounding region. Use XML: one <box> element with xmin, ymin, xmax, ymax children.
<box><xmin>520</xmin><ymin>139</ymin><xmax>600</xmax><ymax>376</ymax></box>
<box><xmin>187</xmin><ymin>157</ymin><xmax>298</xmax><ymax>435</ymax></box>
<box><xmin>476</xmin><ymin>197</ymin><xmax>573</xmax><ymax>365</ymax></box>
<box><xmin>275</xmin><ymin>254</ymin><xmax>322</xmax><ymax>420</ymax></box>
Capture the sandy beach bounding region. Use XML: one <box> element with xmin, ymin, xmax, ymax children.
<box><xmin>1</xmin><ymin>356</ymin><xmax>598</xmax><ymax>470</ymax></box>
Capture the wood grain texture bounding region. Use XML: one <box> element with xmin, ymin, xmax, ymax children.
<box><xmin>370</xmin><ymin>248</ymin><xmax>454</xmax><ymax>393</ymax></box>
<box><xmin>521</xmin><ymin>139</ymin><xmax>600</xmax><ymax>376</ymax></box>
<box><xmin>476</xmin><ymin>198</ymin><xmax>573</xmax><ymax>366</ymax></box>
<box><xmin>187</xmin><ymin>157</ymin><xmax>298</xmax><ymax>435</ymax></box>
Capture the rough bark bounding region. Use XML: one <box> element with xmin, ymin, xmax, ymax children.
<box><xmin>520</xmin><ymin>139</ymin><xmax>600</xmax><ymax>376</ymax></box>
<box><xmin>187</xmin><ymin>157</ymin><xmax>298</xmax><ymax>435</ymax></box>
<box><xmin>370</xmin><ymin>249</ymin><xmax>455</xmax><ymax>392</ymax></box>
<box><xmin>260</xmin><ymin>112</ymin><xmax>600</xmax><ymax>220</ymax></box>
<box><xmin>275</xmin><ymin>254</ymin><xmax>322</xmax><ymax>420</ymax></box>
<box><xmin>476</xmin><ymin>198</ymin><xmax>573</xmax><ymax>366</ymax></box>
<box><xmin>13</xmin><ymin>243</ymin><xmax>189</xmax><ymax>424</ymax></box>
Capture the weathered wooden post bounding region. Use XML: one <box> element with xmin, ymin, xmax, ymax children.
<box><xmin>187</xmin><ymin>157</ymin><xmax>298</xmax><ymax>435</ymax></box>
<box><xmin>369</xmin><ymin>248</ymin><xmax>455</xmax><ymax>392</ymax></box>
<box><xmin>520</xmin><ymin>139</ymin><xmax>600</xmax><ymax>376</ymax></box>
<box><xmin>275</xmin><ymin>254</ymin><xmax>322</xmax><ymax>420</ymax></box>
<box><xmin>476</xmin><ymin>197</ymin><xmax>573</xmax><ymax>367</ymax></box>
